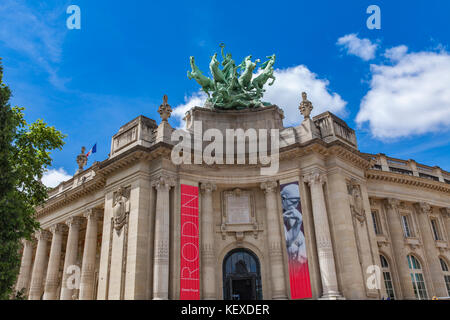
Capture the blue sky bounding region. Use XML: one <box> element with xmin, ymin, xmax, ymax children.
<box><xmin>1</xmin><ymin>0</ymin><xmax>449</xmax><ymax>186</ymax></box>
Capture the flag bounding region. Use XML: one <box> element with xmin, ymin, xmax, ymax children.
<box><xmin>86</xmin><ymin>143</ymin><xmax>97</xmax><ymax>157</ymax></box>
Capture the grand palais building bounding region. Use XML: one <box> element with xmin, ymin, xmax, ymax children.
<box><xmin>14</xmin><ymin>92</ymin><xmax>450</xmax><ymax>300</ymax></box>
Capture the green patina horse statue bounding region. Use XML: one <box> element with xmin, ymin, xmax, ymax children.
<box><xmin>187</xmin><ymin>56</ymin><xmax>215</xmax><ymax>97</ymax></box>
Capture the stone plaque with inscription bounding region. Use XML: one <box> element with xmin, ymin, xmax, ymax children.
<box><xmin>226</xmin><ymin>193</ymin><xmax>251</xmax><ymax>224</ymax></box>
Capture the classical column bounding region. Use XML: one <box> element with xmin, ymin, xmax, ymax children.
<box><xmin>15</xmin><ymin>239</ymin><xmax>34</xmax><ymax>295</ymax></box>
<box><xmin>200</xmin><ymin>182</ymin><xmax>217</xmax><ymax>300</ymax></box>
<box><xmin>60</xmin><ymin>216</ymin><xmax>84</xmax><ymax>300</ymax></box>
<box><xmin>29</xmin><ymin>230</ymin><xmax>51</xmax><ymax>300</ymax></box>
<box><xmin>383</xmin><ymin>198</ymin><xmax>415</xmax><ymax>299</ymax></box>
<box><xmin>303</xmin><ymin>170</ymin><xmax>341</xmax><ymax>299</ymax></box>
<box><xmin>79</xmin><ymin>208</ymin><xmax>102</xmax><ymax>300</ymax></box>
<box><xmin>415</xmin><ymin>203</ymin><xmax>446</xmax><ymax>297</ymax></box>
<box><xmin>441</xmin><ymin>208</ymin><xmax>450</xmax><ymax>240</ymax></box>
<box><xmin>152</xmin><ymin>175</ymin><xmax>175</xmax><ymax>300</ymax></box>
<box><xmin>260</xmin><ymin>181</ymin><xmax>287</xmax><ymax>299</ymax></box>
<box><xmin>43</xmin><ymin>224</ymin><xmax>66</xmax><ymax>300</ymax></box>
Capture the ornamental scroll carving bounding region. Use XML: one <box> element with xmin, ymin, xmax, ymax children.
<box><xmin>112</xmin><ymin>186</ymin><xmax>130</xmax><ymax>235</ymax></box>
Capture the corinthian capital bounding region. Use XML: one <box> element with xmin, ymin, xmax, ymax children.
<box><xmin>415</xmin><ymin>202</ymin><xmax>432</xmax><ymax>215</ymax></box>
<box><xmin>384</xmin><ymin>198</ymin><xmax>400</xmax><ymax>210</ymax></box>
<box><xmin>152</xmin><ymin>174</ymin><xmax>176</xmax><ymax>191</ymax></box>
<box><xmin>65</xmin><ymin>216</ymin><xmax>84</xmax><ymax>228</ymax></box>
<box><xmin>49</xmin><ymin>223</ymin><xmax>67</xmax><ymax>235</ymax></box>
<box><xmin>84</xmin><ymin>207</ymin><xmax>103</xmax><ymax>221</ymax></box>
<box><xmin>260</xmin><ymin>181</ymin><xmax>278</xmax><ymax>193</ymax></box>
<box><xmin>303</xmin><ymin>169</ymin><xmax>326</xmax><ymax>186</ymax></box>
<box><xmin>200</xmin><ymin>182</ymin><xmax>217</xmax><ymax>194</ymax></box>
<box><xmin>440</xmin><ymin>207</ymin><xmax>450</xmax><ymax>219</ymax></box>
<box><xmin>35</xmin><ymin>230</ymin><xmax>52</xmax><ymax>242</ymax></box>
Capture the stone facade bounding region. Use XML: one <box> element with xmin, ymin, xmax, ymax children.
<box><xmin>15</xmin><ymin>99</ymin><xmax>450</xmax><ymax>300</ymax></box>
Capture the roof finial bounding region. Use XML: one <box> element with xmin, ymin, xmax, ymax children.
<box><xmin>299</xmin><ymin>92</ymin><xmax>313</xmax><ymax>120</ymax></box>
<box><xmin>158</xmin><ymin>94</ymin><xmax>172</xmax><ymax>122</ymax></box>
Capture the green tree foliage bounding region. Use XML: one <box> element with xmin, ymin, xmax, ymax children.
<box><xmin>0</xmin><ymin>59</ymin><xmax>66</xmax><ymax>299</ymax></box>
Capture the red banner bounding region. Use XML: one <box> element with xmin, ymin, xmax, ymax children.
<box><xmin>280</xmin><ymin>182</ymin><xmax>312</xmax><ymax>299</ymax></box>
<box><xmin>180</xmin><ymin>184</ymin><xmax>200</xmax><ymax>300</ymax></box>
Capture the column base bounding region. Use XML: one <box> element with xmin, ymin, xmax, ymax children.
<box><xmin>319</xmin><ymin>292</ymin><xmax>345</xmax><ymax>300</ymax></box>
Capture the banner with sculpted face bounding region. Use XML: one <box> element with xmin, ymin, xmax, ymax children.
<box><xmin>280</xmin><ymin>182</ymin><xmax>312</xmax><ymax>299</ymax></box>
<box><xmin>180</xmin><ymin>184</ymin><xmax>200</xmax><ymax>300</ymax></box>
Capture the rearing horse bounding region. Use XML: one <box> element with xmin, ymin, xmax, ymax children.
<box><xmin>252</xmin><ymin>54</ymin><xmax>276</xmax><ymax>95</ymax></box>
<box><xmin>187</xmin><ymin>56</ymin><xmax>215</xmax><ymax>96</ymax></box>
<box><xmin>238</xmin><ymin>55</ymin><xmax>260</xmax><ymax>90</ymax></box>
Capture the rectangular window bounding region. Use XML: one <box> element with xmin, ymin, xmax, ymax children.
<box><xmin>371</xmin><ymin>211</ymin><xmax>382</xmax><ymax>235</ymax></box>
<box><xmin>430</xmin><ymin>218</ymin><xmax>442</xmax><ymax>241</ymax></box>
<box><xmin>402</xmin><ymin>215</ymin><xmax>412</xmax><ymax>238</ymax></box>
<box><xmin>445</xmin><ymin>275</ymin><xmax>450</xmax><ymax>296</ymax></box>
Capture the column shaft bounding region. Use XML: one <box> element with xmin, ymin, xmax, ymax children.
<box><xmin>43</xmin><ymin>224</ymin><xmax>65</xmax><ymax>300</ymax></box>
<box><xmin>415</xmin><ymin>203</ymin><xmax>446</xmax><ymax>297</ymax></box>
<box><xmin>15</xmin><ymin>240</ymin><xmax>34</xmax><ymax>295</ymax></box>
<box><xmin>261</xmin><ymin>181</ymin><xmax>287</xmax><ymax>300</ymax></box>
<box><xmin>79</xmin><ymin>209</ymin><xmax>101</xmax><ymax>300</ymax></box>
<box><xmin>383</xmin><ymin>199</ymin><xmax>416</xmax><ymax>299</ymax></box>
<box><xmin>304</xmin><ymin>170</ymin><xmax>341</xmax><ymax>299</ymax></box>
<box><xmin>200</xmin><ymin>183</ymin><xmax>217</xmax><ymax>300</ymax></box>
<box><xmin>29</xmin><ymin>230</ymin><xmax>51</xmax><ymax>300</ymax></box>
<box><xmin>152</xmin><ymin>176</ymin><xmax>174</xmax><ymax>300</ymax></box>
<box><xmin>60</xmin><ymin>216</ymin><xmax>83</xmax><ymax>300</ymax></box>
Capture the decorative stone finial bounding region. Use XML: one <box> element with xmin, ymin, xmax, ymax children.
<box><xmin>299</xmin><ymin>92</ymin><xmax>313</xmax><ymax>120</ymax></box>
<box><xmin>76</xmin><ymin>146</ymin><xmax>88</xmax><ymax>175</ymax></box>
<box><xmin>158</xmin><ymin>95</ymin><xmax>172</xmax><ymax>122</ymax></box>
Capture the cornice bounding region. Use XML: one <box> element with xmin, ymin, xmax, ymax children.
<box><xmin>366</xmin><ymin>169</ymin><xmax>450</xmax><ymax>193</ymax></box>
<box><xmin>35</xmin><ymin>143</ymin><xmax>173</xmax><ymax>217</ymax></box>
<box><xmin>280</xmin><ymin>139</ymin><xmax>371</xmax><ymax>170</ymax></box>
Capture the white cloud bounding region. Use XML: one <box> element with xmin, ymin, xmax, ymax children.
<box><xmin>337</xmin><ymin>34</ymin><xmax>378</xmax><ymax>61</ymax></box>
<box><xmin>42</xmin><ymin>168</ymin><xmax>72</xmax><ymax>188</ymax></box>
<box><xmin>173</xmin><ymin>65</ymin><xmax>346</xmax><ymax>128</ymax></box>
<box><xmin>356</xmin><ymin>47</ymin><xmax>450</xmax><ymax>139</ymax></box>
<box><xmin>172</xmin><ymin>92</ymin><xmax>208</xmax><ymax>128</ymax></box>
<box><xmin>265</xmin><ymin>65</ymin><xmax>347</xmax><ymax>126</ymax></box>
<box><xmin>384</xmin><ymin>45</ymin><xmax>408</xmax><ymax>62</ymax></box>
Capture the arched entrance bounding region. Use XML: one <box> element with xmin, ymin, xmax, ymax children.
<box><xmin>222</xmin><ymin>248</ymin><xmax>262</xmax><ymax>300</ymax></box>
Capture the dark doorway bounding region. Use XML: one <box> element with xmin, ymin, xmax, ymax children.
<box><xmin>223</xmin><ymin>249</ymin><xmax>262</xmax><ymax>300</ymax></box>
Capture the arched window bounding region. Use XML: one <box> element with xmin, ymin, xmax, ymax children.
<box><xmin>380</xmin><ymin>255</ymin><xmax>395</xmax><ymax>299</ymax></box>
<box><xmin>439</xmin><ymin>258</ymin><xmax>450</xmax><ymax>296</ymax></box>
<box><xmin>407</xmin><ymin>255</ymin><xmax>428</xmax><ymax>300</ymax></box>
